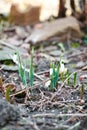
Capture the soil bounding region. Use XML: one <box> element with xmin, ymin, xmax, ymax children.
<box><xmin>0</xmin><ymin>23</ymin><xmax>87</xmax><ymax>130</ymax></box>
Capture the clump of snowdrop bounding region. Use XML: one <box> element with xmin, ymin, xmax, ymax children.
<box><xmin>45</xmin><ymin>60</ymin><xmax>67</xmax><ymax>90</ymax></box>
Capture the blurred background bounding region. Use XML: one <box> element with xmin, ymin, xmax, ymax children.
<box><xmin>0</xmin><ymin>0</ymin><xmax>87</xmax><ymax>25</ymax></box>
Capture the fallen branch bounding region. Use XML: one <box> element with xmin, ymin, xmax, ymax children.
<box><xmin>33</xmin><ymin>113</ymin><xmax>87</xmax><ymax>118</ymax></box>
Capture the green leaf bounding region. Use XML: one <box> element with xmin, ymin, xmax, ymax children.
<box><xmin>17</xmin><ymin>52</ymin><xmax>27</xmax><ymax>86</ymax></box>
<box><xmin>29</xmin><ymin>47</ymin><xmax>34</xmax><ymax>86</ymax></box>
<box><xmin>80</xmin><ymin>83</ymin><xmax>85</xmax><ymax>100</ymax></box>
<box><xmin>73</xmin><ymin>72</ymin><xmax>77</xmax><ymax>87</ymax></box>
<box><xmin>22</xmin><ymin>63</ymin><xmax>27</xmax><ymax>86</ymax></box>
<box><xmin>57</xmin><ymin>62</ymin><xmax>60</xmax><ymax>81</ymax></box>
<box><xmin>50</xmin><ymin>62</ymin><xmax>60</xmax><ymax>91</ymax></box>
<box><xmin>66</xmin><ymin>70</ymin><xmax>70</xmax><ymax>86</ymax></box>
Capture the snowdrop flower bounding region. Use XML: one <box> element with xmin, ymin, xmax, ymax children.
<box><xmin>50</xmin><ymin>62</ymin><xmax>67</xmax><ymax>75</ymax></box>
<box><xmin>50</xmin><ymin>66</ymin><xmax>58</xmax><ymax>75</ymax></box>
<box><xmin>59</xmin><ymin>62</ymin><xmax>67</xmax><ymax>74</ymax></box>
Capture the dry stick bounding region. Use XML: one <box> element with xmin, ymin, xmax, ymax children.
<box><xmin>3</xmin><ymin>73</ymin><xmax>16</xmax><ymax>83</ymax></box>
<box><xmin>57</xmin><ymin>69</ymin><xmax>82</xmax><ymax>93</ymax></box>
<box><xmin>68</xmin><ymin>122</ymin><xmax>80</xmax><ymax>130</ymax></box>
<box><xmin>10</xmin><ymin>64</ymin><xmax>87</xmax><ymax>97</ymax></box>
<box><xmin>52</xmin><ymin>66</ymin><xmax>87</xmax><ymax>104</ymax></box>
<box><xmin>0</xmin><ymin>65</ymin><xmax>5</xmax><ymax>70</ymax></box>
<box><xmin>50</xmin><ymin>69</ymin><xmax>82</xmax><ymax>101</ymax></box>
<box><xmin>36</xmin><ymin>69</ymin><xmax>50</xmax><ymax>75</ymax></box>
<box><xmin>9</xmin><ymin>69</ymin><xmax>82</xmax><ymax>98</ymax></box>
<box><xmin>10</xmin><ymin>78</ymin><xmax>50</xmax><ymax>97</ymax></box>
<box><xmin>0</xmin><ymin>40</ymin><xmax>18</xmax><ymax>50</ymax></box>
<box><xmin>64</xmin><ymin>116</ymin><xmax>79</xmax><ymax>124</ymax></box>
<box><xmin>33</xmin><ymin>113</ymin><xmax>87</xmax><ymax>118</ymax></box>
<box><xmin>27</xmin><ymin>121</ymin><xmax>40</xmax><ymax>130</ymax></box>
<box><xmin>22</xmin><ymin>67</ymin><xmax>44</xmax><ymax>81</ymax></box>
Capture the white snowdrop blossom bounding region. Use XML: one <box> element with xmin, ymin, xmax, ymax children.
<box><xmin>50</xmin><ymin>68</ymin><xmax>58</xmax><ymax>75</ymax></box>
<box><xmin>50</xmin><ymin>63</ymin><xmax>67</xmax><ymax>75</ymax></box>
<box><xmin>59</xmin><ymin>62</ymin><xmax>67</xmax><ymax>74</ymax></box>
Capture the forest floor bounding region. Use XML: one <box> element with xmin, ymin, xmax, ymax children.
<box><xmin>0</xmin><ymin>21</ymin><xmax>87</xmax><ymax>130</ymax></box>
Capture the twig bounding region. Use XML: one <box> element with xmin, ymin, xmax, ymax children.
<box><xmin>36</xmin><ymin>69</ymin><xmax>50</xmax><ymax>75</ymax></box>
<box><xmin>0</xmin><ymin>40</ymin><xmax>19</xmax><ymax>50</ymax></box>
<box><xmin>28</xmin><ymin>121</ymin><xmax>40</xmax><ymax>130</ymax></box>
<box><xmin>68</xmin><ymin>122</ymin><xmax>80</xmax><ymax>130</ymax></box>
<box><xmin>58</xmin><ymin>69</ymin><xmax>82</xmax><ymax>93</ymax></box>
<box><xmin>33</xmin><ymin>113</ymin><xmax>87</xmax><ymax>118</ymax></box>
<box><xmin>0</xmin><ymin>65</ymin><xmax>5</xmax><ymax>70</ymax></box>
<box><xmin>10</xmin><ymin>78</ymin><xmax>50</xmax><ymax>97</ymax></box>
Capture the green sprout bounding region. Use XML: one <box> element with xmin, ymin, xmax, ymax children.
<box><xmin>80</xmin><ymin>83</ymin><xmax>85</xmax><ymax>100</ymax></box>
<box><xmin>29</xmin><ymin>47</ymin><xmax>34</xmax><ymax>86</ymax></box>
<box><xmin>16</xmin><ymin>48</ymin><xmax>34</xmax><ymax>87</ymax></box>
<box><xmin>66</xmin><ymin>70</ymin><xmax>71</xmax><ymax>86</ymax></box>
<box><xmin>17</xmin><ymin>52</ymin><xmax>27</xmax><ymax>86</ymax></box>
<box><xmin>73</xmin><ymin>72</ymin><xmax>77</xmax><ymax>87</ymax></box>
<box><xmin>65</xmin><ymin>71</ymin><xmax>77</xmax><ymax>87</ymax></box>
<box><xmin>50</xmin><ymin>62</ymin><xmax>60</xmax><ymax>91</ymax></box>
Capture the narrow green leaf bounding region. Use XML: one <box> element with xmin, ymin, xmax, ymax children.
<box><xmin>22</xmin><ymin>63</ymin><xmax>27</xmax><ymax>86</ymax></box>
<box><xmin>80</xmin><ymin>83</ymin><xmax>85</xmax><ymax>100</ymax></box>
<box><xmin>66</xmin><ymin>70</ymin><xmax>70</xmax><ymax>86</ymax></box>
<box><xmin>74</xmin><ymin>72</ymin><xmax>77</xmax><ymax>87</ymax></box>
<box><xmin>17</xmin><ymin>52</ymin><xmax>27</xmax><ymax>86</ymax></box>
<box><xmin>50</xmin><ymin>62</ymin><xmax>60</xmax><ymax>91</ymax></box>
<box><xmin>29</xmin><ymin>47</ymin><xmax>34</xmax><ymax>86</ymax></box>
